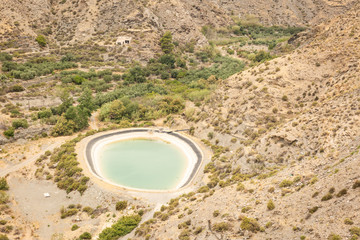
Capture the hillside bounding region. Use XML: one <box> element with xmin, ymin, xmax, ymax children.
<box><xmin>0</xmin><ymin>0</ymin><xmax>357</xmax><ymax>57</ymax></box>
<box><xmin>0</xmin><ymin>0</ymin><xmax>359</xmax><ymax>240</ymax></box>
<box><xmin>141</xmin><ymin>4</ymin><xmax>360</xmax><ymax>239</ymax></box>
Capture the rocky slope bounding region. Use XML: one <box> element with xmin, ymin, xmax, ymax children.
<box><xmin>0</xmin><ymin>0</ymin><xmax>357</xmax><ymax>50</ymax></box>
<box><xmin>139</xmin><ymin>3</ymin><xmax>360</xmax><ymax>239</ymax></box>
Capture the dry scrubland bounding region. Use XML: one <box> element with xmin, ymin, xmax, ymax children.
<box><xmin>0</xmin><ymin>0</ymin><xmax>359</xmax><ymax>239</ymax></box>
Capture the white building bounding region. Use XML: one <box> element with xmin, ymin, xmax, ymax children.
<box><xmin>116</xmin><ymin>36</ymin><xmax>132</xmax><ymax>45</ymax></box>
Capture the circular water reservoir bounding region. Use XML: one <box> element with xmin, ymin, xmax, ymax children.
<box><xmin>86</xmin><ymin>129</ymin><xmax>202</xmax><ymax>192</ymax></box>
<box><xmin>99</xmin><ymin>139</ymin><xmax>187</xmax><ymax>190</ymax></box>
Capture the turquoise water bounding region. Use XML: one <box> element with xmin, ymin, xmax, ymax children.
<box><xmin>98</xmin><ymin>138</ymin><xmax>188</xmax><ymax>190</ymax></box>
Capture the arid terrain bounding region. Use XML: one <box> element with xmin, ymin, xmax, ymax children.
<box><xmin>0</xmin><ymin>0</ymin><xmax>359</xmax><ymax>239</ymax></box>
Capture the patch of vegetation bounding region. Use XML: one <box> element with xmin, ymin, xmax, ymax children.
<box><xmin>308</xmin><ymin>206</ymin><xmax>319</xmax><ymax>214</ymax></box>
<box><xmin>35</xmin><ymin>35</ymin><xmax>47</xmax><ymax>47</ymax></box>
<box><xmin>240</xmin><ymin>217</ymin><xmax>260</xmax><ymax>233</ymax></box>
<box><xmin>328</xmin><ymin>233</ymin><xmax>342</xmax><ymax>240</ymax></box>
<box><xmin>71</xmin><ymin>224</ymin><xmax>80</xmax><ymax>231</ymax></box>
<box><xmin>98</xmin><ymin>215</ymin><xmax>141</xmax><ymax>240</ymax></box>
<box><xmin>321</xmin><ymin>193</ymin><xmax>333</xmax><ymax>201</ymax></box>
<box><xmin>181</xmin><ymin>56</ymin><xmax>245</xmax><ymax>83</ymax></box>
<box><xmin>352</xmin><ymin>180</ymin><xmax>360</xmax><ymax>189</ymax></box>
<box><xmin>0</xmin><ymin>178</ymin><xmax>9</xmax><ymax>191</ymax></box>
<box><xmin>279</xmin><ymin>179</ymin><xmax>293</xmax><ymax>188</ymax></box>
<box><xmin>12</xmin><ymin>119</ymin><xmax>29</xmax><ymax>129</ymax></box>
<box><xmin>2</xmin><ymin>56</ymin><xmax>77</xmax><ymax>80</ymax></box>
<box><xmin>48</xmin><ymin>137</ymin><xmax>90</xmax><ymax>194</ymax></box>
<box><xmin>79</xmin><ymin>232</ymin><xmax>92</xmax><ymax>239</ymax></box>
<box><xmin>267</xmin><ymin>199</ymin><xmax>275</xmax><ymax>210</ymax></box>
<box><xmin>115</xmin><ymin>201</ymin><xmax>128</xmax><ymax>211</ymax></box>
<box><xmin>213</xmin><ymin>222</ymin><xmax>231</xmax><ymax>232</ymax></box>
<box><xmin>3</xmin><ymin>127</ymin><xmax>14</xmax><ymax>138</ymax></box>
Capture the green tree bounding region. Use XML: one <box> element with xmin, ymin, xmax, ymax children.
<box><xmin>65</xmin><ymin>106</ymin><xmax>89</xmax><ymax>131</ymax></box>
<box><xmin>35</xmin><ymin>35</ymin><xmax>47</xmax><ymax>47</ymax></box>
<box><xmin>78</xmin><ymin>88</ymin><xmax>95</xmax><ymax>111</ymax></box>
<box><xmin>51</xmin><ymin>116</ymin><xmax>76</xmax><ymax>136</ymax></box>
<box><xmin>123</xmin><ymin>66</ymin><xmax>146</xmax><ymax>84</ymax></box>
<box><xmin>160</xmin><ymin>31</ymin><xmax>174</xmax><ymax>54</ymax></box>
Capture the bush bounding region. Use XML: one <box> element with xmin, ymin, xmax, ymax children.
<box><xmin>240</xmin><ymin>217</ymin><xmax>260</xmax><ymax>233</ymax></box>
<box><xmin>0</xmin><ymin>191</ymin><xmax>9</xmax><ymax>204</ymax></box>
<box><xmin>98</xmin><ymin>215</ymin><xmax>141</xmax><ymax>240</ymax></box>
<box><xmin>336</xmin><ymin>189</ymin><xmax>347</xmax><ymax>197</ymax></box>
<box><xmin>115</xmin><ymin>201</ymin><xmax>128</xmax><ymax>211</ymax></box>
<box><xmin>3</xmin><ymin>127</ymin><xmax>14</xmax><ymax>138</ymax></box>
<box><xmin>35</xmin><ymin>35</ymin><xmax>47</xmax><ymax>47</ymax></box>
<box><xmin>328</xmin><ymin>234</ymin><xmax>342</xmax><ymax>240</ymax></box>
<box><xmin>349</xmin><ymin>227</ymin><xmax>360</xmax><ymax>236</ymax></box>
<box><xmin>352</xmin><ymin>180</ymin><xmax>360</xmax><ymax>189</ymax></box>
<box><xmin>321</xmin><ymin>193</ymin><xmax>333</xmax><ymax>201</ymax></box>
<box><xmin>71</xmin><ymin>224</ymin><xmax>80</xmax><ymax>231</ymax></box>
<box><xmin>279</xmin><ymin>179</ymin><xmax>292</xmax><ymax>188</ymax></box>
<box><xmin>38</xmin><ymin>109</ymin><xmax>52</xmax><ymax>119</ymax></box>
<box><xmin>12</xmin><ymin>119</ymin><xmax>29</xmax><ymax>129</ymax></box>
<box><xmin>308</xmin><ymin>206</ymin><xmax>319</xmax><ymax>214</ymax></box>
<box><xmin>0</xmin><ymin>235</ymin><xmax>9</xmax><ymax>240</ymax></box>
<box><xmin>213</xmin><ymin>222</ymin><xmax>231</xmax><ymax>232</ymax></box>
<box><xmin>267</xmin><ymin>200</ymin><xmax>275</xmax><ymax>210</ymax></box>
<box><xmin>0</xmin><ymin>178</ymin><xmax>9</xmax><ymax>191</ymax></box>
<box><xmin>8</xmin><ymin>85</ymin><xmax>24</xmax><ymax>92</ymax></box>
<box><xmin>344</xmin><ymin>218</ymin><xmax>354</xmax><ymax>225</ymax></box>
<box><xmin>79</xmin><ymin>232</ymin><xmax>92</xmax><ymax>239</ymax></box>
<box><xmin>0</xmin><ymin>52</ymin><xmax>12</xmax><ymax>62</ymax></box>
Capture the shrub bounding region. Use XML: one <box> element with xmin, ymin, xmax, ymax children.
<box><xmin>0</xmin><ymin>235</ymin><xmax>9</xmax><ymax>240</ymax></box>
<box><xmin>38</xmin><ymin>109</ymin><xmax>52</xmax><ymax>119</ymax></box>
<box><xmin>98</xmin><ymin>215</ymin><xmax>141</xmax><ymax>240</ymax></box>
<box><xmin>115</xmin><ymin>201</ymin><xmax>128</xmax><ymax>211</ymax></box>
<box><xmin>197</xmin><ymin>185</ymin><xmax>209</xmax><ymax>193</ymax></box>
<box><xmin>79</xmin><ymin>232</ymin><xmax>92</xmax><ymax>239</ymax></box>
<box><xmin>35</xmin><ymin>35</ymin><xmax>47</xmax><ymax>47</ymax></box>
<box><xmin>0</xmin><ymin>52</ymin><xmax>12</xmax><ymax>62</ymax></box>
<box><xmin>12</xmin><ymin>119</ymin><xmax>29</xmax><ymax>129</ymax></box>
<box><xmin>321</xmin><ymin>193</ymin><xmax>333</xmax><ymax>201</ymax></box>
<box><xmin>0</xmin><ymin>191</ymin><xmax>9</xmax><ymax>204</ymax></box>
<box><xmin>213</xmin><ymin>222</ymin><xmax>231</xmax><ymax>232</ymax></box>
<box><xmin>240</xmin><ymin>217</ymin><xmax>260</xmax><ymax>233</ymax></box>
<box><xmin>344</xmin><ymin>218</ymin><xmax>354</xmax><ymax>225</ymax></box>
<box><xmin>308</xmin><ymin>206</ymin><xmax>319</xmax><ymax>214</ymax></box>
<box><xmin>213</xmin><ymin>210</ymin><xmax>220</xmax><ymax>217</ymax></box>
<box><xmin>82</xmin><ymin>206</ymin><xmax>94</xmax><ymax>215</ymax></box>
<box><xmin>336</xmin><ymin>189</ymin><xmax>347</xmax><ymax>197</ymax></box>
<box><xmin>279</xmin><ymin>179</ymin><xmax>292</xmax><ymax>188</ymax></box>
<box><xmin>282</xmin><ymin>95</ymin><xmax>288</xmax><ymax>101</ymax></box>
<box><xmin>71</xmin><ymin>224</ymin><xmax>79</xmax><ymax>231</ymax></box>
<box><xmin>178</xmin><ymin>229</ymin><xmax>190</xmax><ymax>240</ymax></box>
<box><xmin>328</xmin><ymin>234</ymin><xmax>342</xmax><ymax>240</ymax></box>
<box><xmin>352</xmin><ymin>180</ymin><xmax>360</xmax><ymax>189</ymax></box>
<box><xmin>8</xmin><ymin>85</ymin><xmax>24</xmax><ymax>92</ymax></box>
<box><xmin>349</xmin><ymin>227</ymin><xmax>360</xmax><ymax>236</ymax></box>
<box><xmin>3</xmin><ymin>127</ymin><xmax>14</xmax><ymax>138</ymax></box>
<box><xmin>267</xmin><ymin>200</ymin><xmax>275</xmax><ymax>210</ymax></box>
<box><xmin>194</xmin><ymin>226</ymin><xmax>203</xmax><ymax>235</ymax></box>
<box><xmin>0</xmin><ymin>178</ymin><xmax>9</xmax><ymax>191</ymax></box>
<box><xmin>60</xmin><ymin>207</ymin><xmax>78</xmax><ymax>219</ymax></box>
